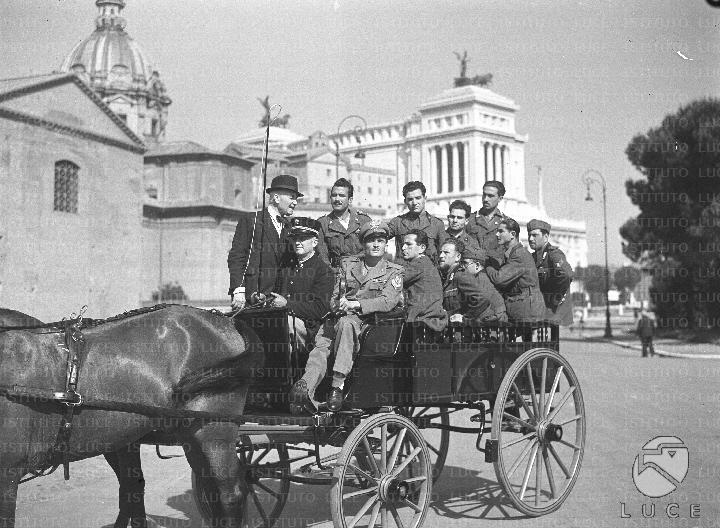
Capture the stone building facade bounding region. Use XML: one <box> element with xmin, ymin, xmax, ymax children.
<box><xmin>0</xmin><ymin>73</ymin><xmax>146</xmax><ymax>320</ymax></box>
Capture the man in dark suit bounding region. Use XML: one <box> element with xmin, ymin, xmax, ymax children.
<box><xmin>228</xmin><ymin>174</ymin><xmax>301</xmax><ymax>310</ymax></box>
<box><xmin>387</xmin><ymin>181</ymin><xmax>447</xmax><ymax>264</ymax></box>
<box><xmin>316</xmin><ymin>178</ymin><xmax>372</xmax><ymax>269</ymax></box>
<box><xmin>527</xmin><ymin>219</ymin><xmax>574</xmax><ymax>325</ymax></box>
<box><xmin>466</xmin><ymin>180</ymin><xmax>506</xmax><ymax>263</ymax></box>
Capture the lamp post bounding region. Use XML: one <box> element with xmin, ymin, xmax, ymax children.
<box><xmin>582</xmin><ymin>169</ymin><xmax>612</xmax><ymax>338</ymax></box>
<box><xmin>334</xmin><ymin>114</ymin><xmax>367</xmax><ymax>179</ymax></box>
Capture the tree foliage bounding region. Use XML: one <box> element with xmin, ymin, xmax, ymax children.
<box><xmin>574</xmin><ymin>265</ymin><xmax>609</xmax><ymax>294</ymax></box>
<box><xmin>621</xmin><ymin>98</ymin><xmax>720</xmax><ymax>328</ymax></box>
<box><xmin>613</xmin><ymin>266</ymin><xmax>642</xmax><ymax>292</ymax></box>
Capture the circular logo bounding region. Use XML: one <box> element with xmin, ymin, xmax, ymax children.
<box><xmin>632</xmin><ymin>436</ymin><xmax>689</xmax><ymax>498</ymax></box>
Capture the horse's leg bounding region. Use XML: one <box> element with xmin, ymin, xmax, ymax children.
<box><xmin>105</xmin><ymin>443</ymin><xmax>147</xmax><ymax>528</ymax></box>
<box><xmin>0</xmin><ymin>470</ymin><xmax>19</xmax><ymax>528</ymax></box>
<box><xmin>183</xmin><ymin>423</ymin><xmax>247</xmax><ymax>528</ymax></box>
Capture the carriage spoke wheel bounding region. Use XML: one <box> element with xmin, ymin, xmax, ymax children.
<box><xmin>331</xmin><ymin>413</ymin><xmax>432</xmax><ymax>528</ymax></box>
<box><xmin>491</xmin><ymin>348</ymin><xmax>585</xmax><ymax>516</ymax></box>
<box><xmin>192</xmin><ymin>442</ymin><xmax>290</xmax><ymax>528</ymax></box>
<box><xmin>396</xmin><ymin>406</ymin><xmax>450</xmax><ymax>485</ymax></box>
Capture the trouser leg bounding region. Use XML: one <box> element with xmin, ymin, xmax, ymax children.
<box><xmin>331</xmin><ymin>314</ymin><xmax>363</xmax><ymax>379</ymax></box>
<box><xmin>287</xmin><ymin>315</ymin><xmax>308</xmax><ymax>356</ymax></box>
<box><xmin>301</xmin><ymin>321</ymin><xmax>333</xmax><ymax>399</ymax></box>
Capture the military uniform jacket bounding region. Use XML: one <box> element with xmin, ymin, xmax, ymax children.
<box><xmin>402</xmin><ymin>255</ymin><xmax>448</xmax><ymax>331</ymax></box>
<box><xmin>332</xmin><ymin>256</ymin><xmax>404</xmax><ymax>315</ymax></box>
<box><xmin>388</xmin><ymin>211</ymin><xmax>447</xmax><ymax>264</ymax></box>
<box><xmin>445</xmin><ymin>229</ymin><xmax>481</xmax><ymax>254</ymax></box>
<box><xmin>533</xmin><ymin>243</ymin><xmax>574</xmax><ymax>325</ymax></box>
<box><xmin>442</xmin><ymin>266</ymin><xmax>505</xmax><ymax>322</ymax></box>
<box><xmin>317</xmin><ymin>208</ymin><xmax>372</xmax><ymax>268</ymax></box>
<box><xmin>486</xmin><ymin>243</ymin><xmax>545</xmax><ymax>323</ymax></box>
<box><xmin>275</xmin><ymin>252</ymin><xmax>334</xmax><ymax>323</ymax></box>
<box><xmin>228</xmin><ymin>209</ymin><xmax>290</xmax><ymax>298</ymax></box>
<box><xmin>465</xmin><ymin>209</ymin><xmax>505</xmax><ymax>263</ymax></box>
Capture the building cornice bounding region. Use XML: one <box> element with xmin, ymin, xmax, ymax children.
<box><xmin>0</xmin><ymin>106</ymin><xmax>146</xmax><ymax>154</ymax></box>
<box><xmin>143</xmin><ymin>204</ymin><xmax>246</xmax><ymax>222</ymax></box>
<box><xmin>144</xmin><ymin>151</ymin><xmax>254</xmax><ymax>169</ymax></box>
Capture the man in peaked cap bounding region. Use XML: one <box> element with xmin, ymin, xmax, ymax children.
<box><xmin>269</xmin><ymin>218</ymin><xmax>335</xmax><ymax>372</ymax></box>
<box><xmin>289</xmin><ymin>219</ymin><xmax>404</xmax><ymax>414</ymax></box>
<box><xmin>228</xmin><ymin>174</ymin><xmax>302</xmax><ymax>310</ymax></box>
<box><xmin>527</xmin><ymin>219</ymin><xmax>574</xmax><ymax>325</ymax></box>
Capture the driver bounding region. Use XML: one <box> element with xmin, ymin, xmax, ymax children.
<box><xmin>289</xmin><ymin>220</ymin><xmax>404</xmax><ymax>414</ymax></box>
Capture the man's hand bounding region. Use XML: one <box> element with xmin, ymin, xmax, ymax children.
<box><xmin>270</xmin><ymin>293</ymin><xmax>288</xmax><ymax>308</ymax></box>
<box><xmin>449</xmin><ymin>313</ymin><xmax>464</xmax><ymax>323</ymax></box>
<box><xmin>231</xmin><ymin>292</ymin><xmax>246</xmax><ymax>310</ymax></box>
<box><xmin>339</xmin><ymin>296</ymin><xmax>361</xmax><ymax>313</ymax></box>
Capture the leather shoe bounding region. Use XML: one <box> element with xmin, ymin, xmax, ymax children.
<box><xmin>327</xmin><ymin>387</ymin><xmax>344</xmax><ymax>412</ymax></box>
<box><xmin>289</xmin><ymin>380</ymin><xmax>316</xmax><ymax>415</ymax></box>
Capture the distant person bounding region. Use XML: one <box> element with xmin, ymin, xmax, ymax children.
<box><xmin>527</xmin><ymin>219</ymin><xmax>574</xmax><ymax>325</ymax></box>
<box><xmin>637</xmin><ymin>308</ymin><xmax>656</xmax><ymax>357</ymax></box>
<box><xmin>400</xmin><ymin>230</ymin><xmax>448</xmax><ymax>332</ymax></box>
<box><xmin>388</xmin><ymin>181</ymin><xmax>447</xmax><ymax>264</ymax></box>
<box><xmin>316</xmin><ymin>178</ymin><xmax>371</xmax><ymax>269</ymax></box>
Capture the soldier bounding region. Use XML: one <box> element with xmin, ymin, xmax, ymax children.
<box><xmin>400</xmin><ymin>230</ymin><xmax>448</xmax><ymax>332</ymax></box>
<box><xmin>485</xmin><ymin>217</ymin><xmax>545</xmax><ymax>324</ymax></box>
<box><xmin>228</xmin><ymin>174</ymin><xmax>299</xmax><ymax>310</ymax></box>
<box><xmin>316</xmin><ymin>178</ymin><xmax>371</xmax><ymax>269</ymax></box>
<box><xmin>269</xmin><ymin>217</ymin><xmax>335</xmax><ymax>354</ymax></box>
<box><xmin>289</xmin><ymin>220</ymin><xmax>404</xmax><ymax>414</ymax></box>
<box><xmin>438</xmin><ymin>239</ymin><xmax>506</xmax><ymax>325</ymax></box>
<box><xmin>446</xmin><ymin>199</ymin><xmax>481</xmax><ymax>254</ymax></box>
<box><xmin>527</xmin><ymin>219</ymin><xmax>574</xmax><ymax>325</ymax></box>
<box><xmin>466</xmin><ymin>180</ymin><xmax>506</xmax><ymax>263</ymax></box>
<box><xmin>387</xmin><ymin>181</ymin><xmax>447</xmax><ymax>264</ymax></box>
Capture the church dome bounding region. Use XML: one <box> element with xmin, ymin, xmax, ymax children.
<box><xmin>60</xmin><ymin>0</ymin><xmax>170</xmax><ymax>141</ymax></box>
<box><xmin>60</xmin><ymin>1</ymin><xmax>163</xmax><ymax>98</ymax></box>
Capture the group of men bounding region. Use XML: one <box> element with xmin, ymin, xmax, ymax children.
<box><xmin>227</xmin><ymin>174</ymin><xmax>574</xmax><ymax>414</ymax></box>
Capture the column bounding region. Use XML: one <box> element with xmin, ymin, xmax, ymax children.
<box><xmin>492</xmin><ymin>144</ymin><xmax>498</xmax><ymax>180</ymax></box>
<box><xmin>428</xmin><ymin>146</ymin><xmax>436</xmax><ymax>195</ymax></box>
<box><xmin>439</xmin><ymin>145</ymin><xmax>447</xmax><ymax>195</ymax></box>
<box><xmin>447</xmin><ymin>144</ymin><xmax>455</xmax><ymax>193</ymax></box>
<box><xmin>458</xmin><ymin>142</ymin><xmax>465</xmax><ymax>192</ymax></box>
<box><xmin>483</xmin><ymin>142</ymin><xmax>489</xmax><ymax>182</ymax></box>
<box><xmin>500</xmin><ymin>145</ymin><xmax>506</xmax><ymax>184</ymax></box>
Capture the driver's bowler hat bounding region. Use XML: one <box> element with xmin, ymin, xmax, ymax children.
<box><xmin>266</xmin><ymin>174</ymin><xmax>303</xmax><ymax>198</ymax></box>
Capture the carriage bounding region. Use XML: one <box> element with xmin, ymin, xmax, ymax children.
<box><xmin>181</xmin><ymin>306</ymin><xmax>587</xmax><ymax>528</ymax></box>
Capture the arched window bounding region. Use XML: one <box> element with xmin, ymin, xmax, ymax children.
<box><xmin>54</xmin><ymin>160</ymin><xmax>79</xmax><ymax>213</ymax></box>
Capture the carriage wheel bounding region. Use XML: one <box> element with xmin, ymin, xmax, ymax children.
<box><xmin>396</xmin><ymin>407</ymin><xmax>450</xmax><ymax>484</ymax></box>
<box><xmin>331</xmin><ymin>413</ymin><xmax>432</xmax><ymax>528</ymax></box>
<box><xmin>192</xmin><ymin>442</ymin><xmax>290</xmax><ymax>528</ymax></box>
<box><xmin>491</xmin><ymin>348</ymin><xmax>585</xmax><ymax>516</ymax></box>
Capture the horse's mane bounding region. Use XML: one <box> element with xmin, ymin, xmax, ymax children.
<box><xmin>171</xmin><ymin>318</ymin><xmax>262</xmax><ymax>402</ymax></box>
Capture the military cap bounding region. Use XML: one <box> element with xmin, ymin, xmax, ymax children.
<box><xmin>462</xmin><ymin>246</ymin><xmax>488</xmax><ymax>264</ymax></box>
<box><xmin>527</xmin><ymin>219</ymin><xmax>551</xmax><ymax>233</ymax></box>
<box><xmin>358</xmin><ymin>220</ymin><xmax>390</xmax><ymax>242</ymax></box>
<box><xmin>266</xmin><ymin>174</ymin><xmax>304</xmax><ymax>198</ymax></box>
<box><xmin>289</xmin><ymin>217</ymin><xmax>321</xmax><ymax>237</ymax></box>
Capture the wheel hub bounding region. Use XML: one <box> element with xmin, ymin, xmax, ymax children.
<box><xmin>536</xmin><ymin>420</ymin><xmax>563</xmax><ymax>443</ymax></box>
<box><xmin>378</xmin><ymin>475</ymin><xmax>409</xmax><ymax>502</ymax></box>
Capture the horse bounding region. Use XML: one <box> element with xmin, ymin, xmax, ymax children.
<box><xmin>0</xmin><ymin>308</ymin><xmax>155</xmax><ymax>528</ymax></box>
<box><xmin>0</xmin><ymin>304</ymin><xmax>264</xmax><ymax>528</ymax></box>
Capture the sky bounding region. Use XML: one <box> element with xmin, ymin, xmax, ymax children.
<box><xmin>2</xmin><ymin>0</ymin><xmax>719</xmax><ymax>266</ymax></box>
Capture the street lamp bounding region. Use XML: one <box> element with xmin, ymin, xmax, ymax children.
<box><xmin>334</xmin><ymin>114</ymin><xmax>367</xmax><ymax>179</ymax></box>
<box><xmin>582</xmin><ymin>168</ymin><xmax>612</xmax><ymax>338</ymax></box>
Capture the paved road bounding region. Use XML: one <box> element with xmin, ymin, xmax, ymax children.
<box><xmin>15</xmin><ymin>338</ymin><xmax>720</xmax><ymax>528</ymax></box>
